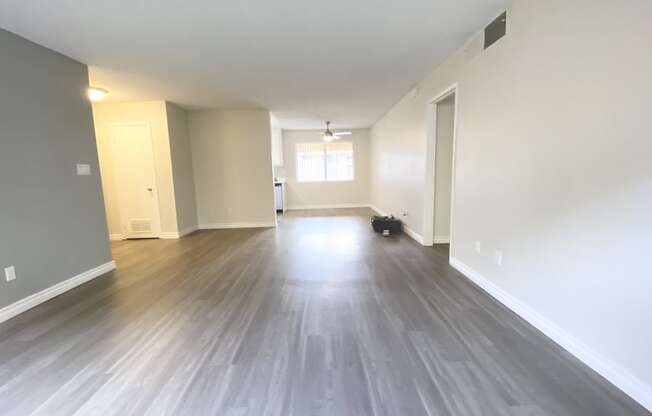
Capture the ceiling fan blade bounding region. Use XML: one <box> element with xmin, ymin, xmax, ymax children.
<box><xmin>333</xmin><ymin>131</ymin><xmax>352</xmax><ymax>135</ymax></box>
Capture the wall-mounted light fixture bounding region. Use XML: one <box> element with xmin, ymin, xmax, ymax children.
<box><xmin>87</xmin><ymin>87</ymin><xmax>108</xmax><ymax>101</ymax></box>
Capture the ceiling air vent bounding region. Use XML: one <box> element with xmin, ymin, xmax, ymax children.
<box><xmin>484</xmin><ymin>11</ymin><xmax>507</xmax><ymax>50</ymax></box>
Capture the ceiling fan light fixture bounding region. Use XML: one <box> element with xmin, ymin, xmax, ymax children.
<box><xmin>323</xmin><ymin>121</ymin><xmax>334</xmax><ymax>142</ymax></box>
<box><xmin>320</xmin><ymin>121</ymin><xmax>351</xmax><ymax>142</ymax></box>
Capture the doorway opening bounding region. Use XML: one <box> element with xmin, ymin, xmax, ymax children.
<box><xmin>422</xmin><ymin>84</ymin><xmax>458</xmax><ymax>254</ymax></box>
<box><xmin>433</xmin><ymin>94</ymin><xmax>455</xmax><ymax>244</ymax></box>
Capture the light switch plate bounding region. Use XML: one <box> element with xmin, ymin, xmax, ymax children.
<box><xmin>4</xmin><ymin>266</ymin><xmax>16</xmax><ymax>282</ymax></box>
<box><xmin>76</xmin><ymin>164</ymin><xmax>91</xmax><ymax>176</ymax></box>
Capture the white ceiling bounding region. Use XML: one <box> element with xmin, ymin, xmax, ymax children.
<box><xmin>0</xmin><ymin>0</ymin><xmax>507</xmax><ymax>129</ymax></box>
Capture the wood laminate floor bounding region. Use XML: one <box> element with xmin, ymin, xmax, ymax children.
<box><xmin>0</xmin><ymin>208</ymin><xmax>648</xmax><ymax>415</ymax></box>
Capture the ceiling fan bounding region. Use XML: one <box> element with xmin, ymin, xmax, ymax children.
<box><xmin>320</xmin><ymin>121</ymin><xmax>351</xmax><ymax>142</ymax></box>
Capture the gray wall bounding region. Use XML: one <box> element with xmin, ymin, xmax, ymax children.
<box><xmin>370</xmin><ymin>0</ymin><xmax>652</xmax><ymax>407</ymax></box>
<box><xmin>166</xmin><ymin>102</ymin><xmax>198</xmax><ymax>233</ymax></box>
<box><xmin>189</xmin><ymin>109</ymin><xmax>276</xmax><ymax>227</ymax></box>
<box><xmin>0</xmin><ymin>29</ymin><xmax>112</xmax><ymax>310</ymax></box>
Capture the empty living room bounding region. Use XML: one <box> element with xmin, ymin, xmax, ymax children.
<box><xmin>1</xmin><ymin>1</ymin><xmax>651</xmax><ymax>415</ymax></box>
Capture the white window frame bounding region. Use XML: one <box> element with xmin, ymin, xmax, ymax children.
<box><xmin>295</xmin><ymin>141</ymin><xmax>355</xmax><ymax>183</ymax></box>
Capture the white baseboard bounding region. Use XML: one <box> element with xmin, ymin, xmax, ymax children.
<box><xmin>369</xmin><ymin>205</ymin><xmax>425</xmax><ymax>245</ymax></box>
<box><xmin>0</xmin><ymin>261</ymin><xmax>117</xmax><ymax>324</ymax></box>
<box><xmin>159</xmin><ymin>232</ymin><xmax>180</xmax><ymax>239</ymax></box>
<box><xmin>449</xmin><ymin>257</ymin><xmax>652</xmax><ymax>412</ymax></box>
<box><xmin>115</xmin><ymin>225</ymin><xmax>199</xmax><ymax>241</ymax></box>
<box><xmin>178</xmin><ymin>225</ymin><xmax>198</xmax><ymax>237</ymax></box>
<box><xmin>434</xmin><ymin>236</ymin><xmax>450</xmax><ymax>244</ymax></box>
<box><xmin>161</xmin><ymin>225</ymin><xmax>199</xmax><ymax>239</ymax></box>
<box><xmin>369</xmin><ymin>205</ymin><xmax>387</xmax><ymax>216</ymax></box>
<box><xmin>199</xmin><ymin>222</ymin><xmax>277</xmax><ymax>230</ymax></box>
<box><xmin>286</xmin><ymin>203</ymin><xmax>371</xmax><ymax>210</ymax></box>
<box><xmin>402</xmin><ymin>224</ymin><xmax>425</xmax><ymax>245</ymax></box>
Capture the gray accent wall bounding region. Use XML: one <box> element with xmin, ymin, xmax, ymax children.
<box><xmin>0</xmin><ymin>29</ymin><xmax>112</xmax><ymax>310</ymax></box>
<box><xmin>166</xmin><ymin>103</ymin><xmax>198</xmax><ymax>233</ymax></box>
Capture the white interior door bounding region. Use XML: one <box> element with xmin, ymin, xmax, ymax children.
<box><xmin>111</xmin><ymin>123</ymin><xmax>162</xmax><ymax>239</ymax></box>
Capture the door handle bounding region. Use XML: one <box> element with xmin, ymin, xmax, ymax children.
<box><xmin>147</xmin><ymin>188</ymin><xmax>153</xmax><ymax>191</ymax></box>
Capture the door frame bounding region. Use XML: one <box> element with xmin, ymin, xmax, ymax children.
<box><xmin>109</xmin><ymin>121</ymin><xmax>162</xmax><ymax>239</ymax></box>
<box><xmin>422</xmin><ymin>83</ymin><xmax>459</xmax><ymax>258</ymax></box>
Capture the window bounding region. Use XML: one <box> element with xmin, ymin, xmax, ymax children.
<box><xmin>296</xmin><ymin>142</ymin><xmax>354</xmax><ymax>182</ymax></box>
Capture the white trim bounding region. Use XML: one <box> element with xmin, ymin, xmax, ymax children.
<box><xmin>199</xmin><ymin>222</ymin><xmax>277</xmax><ymax>230</ymax></box>
<box><xmin>0</xmin><ymin>261</ymin><xmax>117</xmax><ymax>324</ymax></box>
<box><xmin>178</xmin><ymin>224</ymin><xmax>198</xmax><ymax>237</ymax></box>
<box><xmin>422</xmin><ymin>83</ymin><xmax>459</xmax><ymax>254</ymax></box>
<box><xmin>433</xmin><ymin>236</ymin><xmax>450</xmax><ymax>244</ymax></box>
<box><xmin>112</xmin><ymin>225</ymin><xmax>198</xmax><ymax>241</ymax></box>
<box><xmin>402</xmin><ymin>224</ymin><xmax>425</xmax><ymax>245</ymax></box>
<box><xmin>159</xmin><ymin>232</ymin><xmax>180</xmax><ymax>239</ymax></box>
<box><xmin>369</xmin><ymin>205</ymin><xmax>426</xmax><ymax>245</ymax></box>
<box><xmin>163</xmin><ymin>225</ymin><xmax>199</xmax><ymax>238</ymax></box>
<box><xmin>286</xmin><ymin>203</ymin><xmax>371</xmax><ymax>210</ymax></box>
<box><xmin>449</xmin><ymin>257</ymin><xmax>652</xmax><ymax>412</ymax></box>
<box><xmin>368</xmin><ymin>204</ymin><xmax>388</xmax><ymax>216</ymax></box>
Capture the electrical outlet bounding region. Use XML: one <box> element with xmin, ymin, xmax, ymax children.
<box><xmin>495</xmin><ymin>250</ymin><xmax>503</xmax><ymax>266</ymax></box>
<box><xmin>475</xmin><ymin>241</ymin><xmax>482</xmax><ymax>254</ymax></box>
<box><xmin>402</xmin><ymin>211</ymin><xmax>408</xmax><ymax>217</ymax></box>
<box><xmin>4</xmin><ymin>266</ymin><xmax>16</xmax><ymax>282</ymax></box>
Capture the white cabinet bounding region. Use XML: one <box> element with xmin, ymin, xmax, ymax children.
<box><xmin>271</xmin><ymin>128</ymin><xmax>284</xmax><ymax>167</ymax></box>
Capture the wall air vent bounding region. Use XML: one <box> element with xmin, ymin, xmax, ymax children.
<box><xmin>130</xmin><ymin>219</ymin><xmax>152</xmax><ymax>233</ymax></box>
<box><xmin>484</xmin><ymin>11</ymin><xmax>507</xmax><ymax>50</ymax></box>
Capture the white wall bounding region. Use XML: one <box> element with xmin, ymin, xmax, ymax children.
<box><xmin>166</xmin><ymin>102</ymin><xmax>198</xmax><ymax>234</ymax></box>
<box><xmin>370</xmin><ymin>0</ymin><xmax>652</xmax><ymax>409</ymax></box>
<box><xmin>282</xmin><ymin>129</ymin><xmax>371</xmax><ymax>209</ymax></box>
<box><xmin>189</xmin><ymin>109</ymin><xmax>276</xmax><ymax>227</ymax></box>
<box><xmin>270</xmin><ymin>114</ymin><xmax>284</xmax><ymax>168</ymax></box>
<box><xmin>433</xmin><ymin>95</ymin><xmax>455</xmax><ymax>242</ymax></box>
<box><xmin>93</xmin><ymin>101</ymin><xmax>179</xmax><ymax>237</ymax></box>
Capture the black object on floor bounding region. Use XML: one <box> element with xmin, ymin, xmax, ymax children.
<box><xmin>371</xmin><ymin>215</ymin><xmax>402</xmax><ymax>235</ymax></box>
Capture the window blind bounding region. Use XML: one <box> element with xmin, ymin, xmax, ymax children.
<box><xmin>296</xmin><ymin>142</ymin><xmax>354</xmax><ymax>182</ymax></box>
